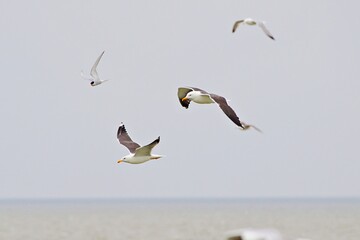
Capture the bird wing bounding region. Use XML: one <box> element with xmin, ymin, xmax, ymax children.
<box><xmin>80</xmin><ymin>71</ymin><xmax>92</xmax><ymax>82</ymax></box>
<box><xmin>117</xmin><ymin>123</ymin><xmax>141</xmax><ymax>153</ymax></box>
<box><xmin>210</xmin><ymin>94</ymin><xmax>245</xmax><ymax>129</ymax></box>
<box><xmin>134</xmin><ymin>137</ymin><xmax>160</xmax><ymax>157</ymax></box>
<box><xmin>177</xmin><ymin>87</ymin><xmax>208</xmax><ymax>109</ymax></box>
<box><xmin>90</xmin><ymin>51</ymin><xmax>105</xmax><ymax>79</ymax></box>
<box><xmin>258</xmin><ymin>22</ymin><xmax>275</xmax><ymax>40</ymax></box>
<box><xmin>241</xmin><ymin>122</ymin><xmax>263</xmax><ymax>133</ymax></box>
<box><xmin>232</xmin><ymin>20</ymin><xmax>244</xmax><ymax>33</ymax></box>
<box><xmin>249</xmin><ymin>124</ymin><xmax>262</xmax><ymax>133</ymax></box>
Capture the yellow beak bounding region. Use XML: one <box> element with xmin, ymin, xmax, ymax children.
<box><xmin>117</xmin><ymin>159</ymin><xmax>123</xmax><ymax>163</ymax></box>
<box><xmin>181</xmin><ymin>97</ymin><xmax>188</xmax><ymax>102</ymax></box>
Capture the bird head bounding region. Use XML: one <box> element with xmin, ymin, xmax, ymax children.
<box><xmin>182</xmin><ymin>92</ymin><xmax>195</xmax><ymax>102</ymax></box>
<box><xmin>117</xmin><ymin>156</ymin><xmax>130</xmax><ymax>164</ymax></box>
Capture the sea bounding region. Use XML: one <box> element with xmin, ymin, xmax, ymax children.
<box><xmin>0</xmin><ymin>199</ymin><xmax>359</xmax><ymax>240</ymax></box>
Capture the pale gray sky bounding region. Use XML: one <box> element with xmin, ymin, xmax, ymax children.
<box><xmin>1</xmin><ymin>0</ymin><xmax>360</xmax><ymax>199</ymax></box>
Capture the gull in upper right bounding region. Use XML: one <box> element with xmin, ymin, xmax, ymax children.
<box><xmin>81</xmin><ymin>51</ymin><xmax>109</xmax><ymax>86</ymax></box>
<box><xmin>232</xmin><ymin>18</ymin><xmax>275</xmax><ymax>40</ymax></box>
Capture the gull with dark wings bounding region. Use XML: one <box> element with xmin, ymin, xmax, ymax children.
<box><xmin>178</xmin><ymin>87</ymin><xmax>259</xmax><ymax>130</ymax></box>
<box><xmin>232</xmin><ymin>18</ymin><xmax>275</xmax><ymax>40</ymax></box>
<box><xmin>117</xmin><ymin>123</ymin><xmax>163</xmax><ymax>164</ymax></box>
<box><xmin>81</xmin><ymin>51</ymin><xmax>109</xmax><ymax>86</ymax></box>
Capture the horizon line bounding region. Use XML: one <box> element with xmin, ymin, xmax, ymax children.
<box><xmin>1</xmin><ymin>196</ymin><xmax>359</xmax><ymax>203</ymax></box>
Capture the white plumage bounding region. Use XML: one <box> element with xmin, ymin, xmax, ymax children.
<box><xmin>81</xmin><ymin>51</ymin><xmax>109</xmax><ymax>86</ymax></box>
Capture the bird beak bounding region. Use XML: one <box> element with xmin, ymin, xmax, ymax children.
<box><xmin>117</xmin><ymin>159</ymin><xmax>123</xmax><ymax>163</ymax></box>
<box><xmin>181</xmin><ymin>97</ymin><xmax>188</xmax><ymax>102</ymax></box>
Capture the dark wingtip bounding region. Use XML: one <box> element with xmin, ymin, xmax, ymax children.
<box><xmin>238</xmin><ymin>122</ymin><xmax>245</xmax><ymax>129</ymax></box>
<box><xmin>117</xmin><ymin>123</ymin><xmax>126</xmax><ymax>135</ymax></box>
<box><xmin>151</xmin><ymin>136</ymin><xmax>160</xmax><ymax>145</ymax></box>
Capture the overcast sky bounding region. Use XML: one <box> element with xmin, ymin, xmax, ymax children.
<box><xmin>1</xmin><ymin>0</ymin><xmax>360</xmax><ymax>199</ymax></box>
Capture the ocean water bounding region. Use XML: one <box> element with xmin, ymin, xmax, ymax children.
<box><xmin>0</xmin><ymin>199</ymin><xmax>359</xmax><ymax>240</ymax></box>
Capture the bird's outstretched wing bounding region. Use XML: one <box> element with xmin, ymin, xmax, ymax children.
<box><xmin>134</xmin><ymin>137</ymin><xmax>160</xmax><ymax>157</ymax></box>
<box><xmin>80</xmin><ymin>71</ymin><xmax>92</xmax><ymax>82</ymax></box>
<box><xmin>90</xmin><ymin>51</ymin><xmax>105</xmax><ymax>79</ymax></box>
<box><xmin>117</xmin><ymin>123</ymin><xmax>140</xmax><ymax>153</ymax></box>
<box><xmin>210</xmin><ymin>94</ymin><xmax>245</xmax><ymax>129</ymax></box>
<box><xmin>232</xmin><ymin>20</ymin><xmax>244</xmax><ymax>33</ymax></box>
<box><xmin>258</xmin><ymin>22</ymin><xmax>275</xmax><ymax>40</ymax></box>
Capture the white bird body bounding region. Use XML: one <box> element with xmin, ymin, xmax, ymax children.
<box><xmin>186</xmin><ymin>91</ymin><xmax>215</xmax><ymax>104</ymax></box>
<box><xmin>120</xmin><ymin>153</ymin><xmax>162</xmax><ymax>164</ymax></box>
<box><xmin>81</xmin><ymin>51</ymin><xmax>109</xmax><ymax>86</ymax></box>
<box><xmin>244</xmin><ymin>18</ymin><xmax>257</xmax><ymax>25</ymax></box>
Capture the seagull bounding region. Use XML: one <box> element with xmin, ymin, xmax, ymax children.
<box><xmin>81</xmin><ymin>51</ymin><xmax>109</xmax><ymax>86</ymax></box>
<box><xmin>117</xmin><ymin>123</ymin><xmax>163</xmax><ymax>164</ymax></box>
<box><xmin>232</xmin><ymin>18</ymin><xmax>275</xmax><ymax>40</ymax></box>
<box><xmin>178</xmin><ymin>87</ymin><xmax>249</xmax><ymax>129</ymax></box>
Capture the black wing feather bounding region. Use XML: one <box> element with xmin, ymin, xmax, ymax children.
<box><xmin>210</xmin><ymin>94</ymin><xmax>245</xmax><ymax>129</ymax></box>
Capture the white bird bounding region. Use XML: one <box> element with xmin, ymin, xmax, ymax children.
<box><xmin>178</xmin><ymin>87</ymin><xmax>260</xmax><ymax>130</ymax></box>
<box><xmin>81</xmin><ymin>51</ymin><xmax>109</xmax><ymax>86</ymax></box>
<box><xmin>117</xmin><ymin>123</ymin><xmax>163</xmax><ymax>164</ymax></box>
<box><xmin>232</xmin><ymin>18</ymin><xmax>275</xmax><ymax>40</ymax></box>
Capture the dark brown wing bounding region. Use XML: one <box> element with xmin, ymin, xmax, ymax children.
<box><xmin>210</xmin><ymin>94</ymin><xmax>245</xmax><ymax>129</ymax></box>
<box><xmin>177</xmin><ymin>87</ymin><xmax>208</xmax><ymax>109</ymax></box>
<box><xmin>117</xmin><ymin>123</ymin><xmax>140</xmax><ymax>153</ymax></box>
<box><xmin>232</xmin><ymin>20</ymin><xmax>244</xmax><ymax>33</ymax></box>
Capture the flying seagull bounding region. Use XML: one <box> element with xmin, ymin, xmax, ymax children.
<box><xmin>117</xmin><ymin>123</ymin><xmax>163</xmax><ymax>164</ymax></box>
<box><xmin>232</xmin><ymin>18</ymin><xmax>275</xmax><ymax>40</ymax></box>
<box><xmin>81</xmin><ymin>51</ymin><xmax>109</xmax><ymax>86</ymax></box>
<box><xmin>178</xmin><ymin>87</ymin><xmax>249</xmax><ymax>129</ymax></box>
